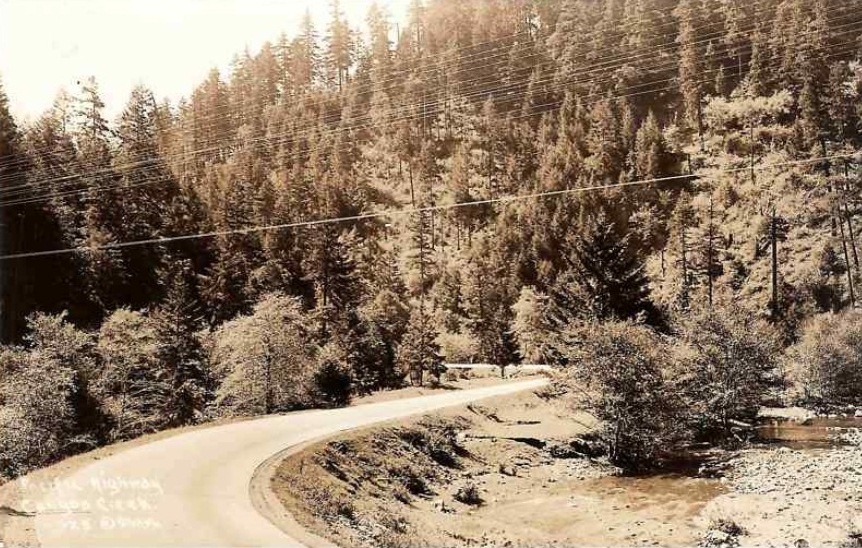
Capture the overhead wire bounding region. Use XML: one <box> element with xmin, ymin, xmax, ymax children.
<box><xmin>0</xmin><ymin>0</ymin><xmax>823</xmax><ymax>185</ymax></box>
<box><xmin>1</xmin><ymin>20</ymin><xmax>858</xmax><ymax>210</ymax></box>
<box><xmin>5</xmin><ymin>16</ymin><xmax>847</xmax><ymax>210</ymax></box>
<box><xmin>0</xmin><ymin>151</ymin><xmax>858</xmax><ymax>261</ymax></box>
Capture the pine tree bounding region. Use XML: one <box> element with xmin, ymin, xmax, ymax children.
<box><xmin>0</xmin><ymin>77</ymin><xmax>22</xmax><ymax>340</ymax></box>
<box><xmin>0</xmin><ymin>79</ymin><xmax>74</xmax><ymax>340</ymax></box>
<box><xmin>826</xmin><ymin>62</ymin><xmax>856</xmax><ymax>143</ymax></box>
<box><xmin>511</xmin><ymin>286</ymin><xmax>555</xmax><ymax>364</ymax></box>
<box><xmin>548</xmin><ymin>1</ymin><xmax>597</xmax><ymax>88</ymax></box>
<box><xmin>676</xmin><ymin>0</ymin><xmax>704</xmax><ymax>147</ymax></box>
<box><xmin>74</xmin><ymin>78</ymin><xmax>127</xmax><ymax>313</ymax></box>
<box><xmin>463</xmin><ymin>238</ymin><xmax>520</xmax><ymax>375</ymax></box>
<box><xmin>559</xmin><ymin>209</ymin><xmax>654</xmax><ymax>322</ymax></box>
<box><xmin>114</xmin><ymin>85</ymin><xmax>183</xmax><ymax>309</ymax></box>
<box><xmin>252</xmin><ymin>42</ymin><xmax>280</xmax><ymax>118</ymax></box>
<box><xmin>539</xmin><ymin>93</ymin><xmax>587</xmax><ymax>191</ymax></box>
<box><xmin>192</xmin><ymin>69</ymin><xmax>232</xmax><ymax>163</ymax></box>
<box><xmin>586</xmin><ymin>97</ymin><xmax>623</xmax><ymax>184</ymax></box>
<box><xmin>771</xmin><ymin>0</ymin><xmax>806</xmax><ymax>91</ymax></box>
<box><xmin>633</xmin><ymin>111</ymin><xmax>669</xmax><ymax>181</ymax></box>
<box><xmin>20</xmin><ymin>97</ymin><xmax>94</xmax><ymax>321</ymax></box>
<box><xmin>591</xmin><ymin>0</ymin><xmax>625</xmax><ymax>61</ymax></box>
<box><xmin>397</xmin><ymin>306</ymin><xmax>444</xmax><ymax>386</ymax></box>
<box><xmin>366</xmin><ymin>2</ymin><xmax>392</xmax><ymax>86</ymax></box>
<box><xmin>669</xmin><ymin>192</ymin><xmax>698</xmax><ymax>310</ymax></box>
<box><xmin>354</xmin><ymin>287</ymin><xmax>410</xmax><ymax>391</ymax></box>
<box><xmin>304</xmin><ymin>222</ymin><xmax>361</xmax><ymax>340</ymax></box>
<box><xmin>721</xmin><ymin>0</ymin><xmax>749</xmax><ymax>83</ymax></box>
<box><xmin>25</xmin><ymin>101</ymin><xmax>80</xmax><ymax>241</ymax></box>
<box><xmin>693</xmin><ymin>195</ymin><xmax>723</xmax><ymax>307</ymax></box>
<box><xmin>151</xmin><ymin>262</ymin><xmax>210</xmax><ymax>426</ymax></box>
<box><xmin>745</xmin><ymin>24</ymin><xmax>771</xmax><ymax>97</ymax></box>
<box><xmin>326</xmin><ymin>0</ymin><xmax>353</xmax><ymax>91</ymax></box>
<box><xmin>291</xmin><ymin>10</ymin><xmax>321</xmax><ymax>90</ymax></box>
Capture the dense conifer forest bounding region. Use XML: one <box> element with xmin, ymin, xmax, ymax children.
<box><xmin>2</xmin><ymin>0</ymin><xmax>862</xmax><ymax>476</ymax></box>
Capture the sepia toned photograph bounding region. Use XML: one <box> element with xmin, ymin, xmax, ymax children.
<box><xmin>1</xmin><ymin>0</ymin><xmax>862</xmax><ymax>546</ymax></box>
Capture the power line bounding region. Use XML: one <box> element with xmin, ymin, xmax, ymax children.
<box><xmin>3</xmin><ymin>20</ymin><xmax>859</xmax><ymax>210</ymax></box>
<box><xmin>0</xmin><ymin>151</ymin><xmax>857</xmax><ymax>262</ymax></box>
<box><xmin>4</xmin><ymin>16</ymin><xmax>854</xmax><ymax>200</ymax></box>
<box><xmin>1</xmin><ymin>0</ymin><xmax>848</xmax><ymax>188</ymax></box>
<box><xmin>1</xmin><ymin>29</ymin><xmax>858</xmax><ymax>210</ymax></box>
<box><xmin>0</xmin><ymin>0</ymin><xmax>855</xmax><ymax>219</ymax></box>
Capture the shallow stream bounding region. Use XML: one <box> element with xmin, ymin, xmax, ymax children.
<box><xmin>755</xmin><ymin>416</ymin><xmax>862</xmax><ymax>449</ymax></box>
<box><xmin>581</xmin><ymin>416</ymin><xmax>862</xmax><ymax>512</ymax></box>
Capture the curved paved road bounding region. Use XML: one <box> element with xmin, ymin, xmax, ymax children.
<box><xmin>29</xmin><ymin>378</ymin><xmax>547</xmax><ymax>547</ymax></box>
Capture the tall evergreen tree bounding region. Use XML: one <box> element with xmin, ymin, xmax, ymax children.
<box><xmin>151</xmin><ymin>262</ymin><xmax>210</xmax><ymax>426</ymax></box>
<box><xmin>555</xmin><ymin>209</ymin><xmax>654</xmax><ymax>323</ymax></box>
<box><xmin>326</xmin><ymin>0</ymin><xmax>353</xmax><ymax>91</ymax></box>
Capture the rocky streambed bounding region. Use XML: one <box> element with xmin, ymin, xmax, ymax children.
<box><xmin>700</xmin><ymin>420</ymin><xmax>862</xmax><ymax>547</ymax></box>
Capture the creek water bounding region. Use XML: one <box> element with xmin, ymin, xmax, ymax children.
<box><xmin>755</xmin><ymin>416</ymin><xmax>862</xmax><ymax>449</ymax></box>
<box><xmin>581</xmin><ymin>416</ymin><xmax>862</xmax><ymax>514</ymax></box>
<box><xmin>479</xmin><ymin>416</ymin><xmax>862</xmax><ymax>546</ymax></box>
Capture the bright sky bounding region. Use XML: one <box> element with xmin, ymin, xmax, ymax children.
<box><xmin>0</xmin><ymin>0</ymin><xmax>411</xmax><ymax>123</ymax></box>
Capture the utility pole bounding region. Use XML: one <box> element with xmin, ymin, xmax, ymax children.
<box><xmin>707</xmin><ymin>195</ymin><xmax>715</xmax><ymax>307</ymax></box>
<box><xmin>680</xmin><ymin>225</ymin><xmax>689</xmax><ymax>302</ymax></box>
<box><xmin>843</xmin><ymin>161</ymin><xmax>860</xmax><ymax>271</ymax></box>
<box><xmin>823</xmin><ymin>139</ymin><xmax>837</xmax><ymax>236</ymax></box>
<box><xmin>416</xmin><ymin>209</ymin><xmax>427</xmax><ymax>387</ymax></box>
<box><xmin>488</xmin><ymin>138</ymin><xmax>494</xmax><ymax>196</ymax></box>
<box><xmin>770</xmin><ymin>206</ymin><xmax>779</xmax><ymax>319</ymax></box>
<box><xmin>749</xmin><ymin>124</ymin><xmax>756</xmax><ymax>185</ymax></box>
<box><xmin>836</xmin><ymin>197</ymin><xmax>857</xmax><ymax>308</ymax></box>
<box><xmin>408</xmin><ymin>163</ymin><xmax>415</xmax><ymax>206</ymax></box>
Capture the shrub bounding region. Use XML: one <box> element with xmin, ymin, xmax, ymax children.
<box><xmin>453</xmin><ymin>483</ymin><xmax>483</xmax><ymax>506</ymax></box>
<box><xmin>700</xmin><ymin>518</ymin><xmax>747</xmax><ymax>548</ymax></box>
<box><xmin>396</xmin><ymin>421</ymin><xmax>464</xmax><ymax>469</ymax></box>
<box><xmin>674</xmin><ymin>303</ymin><xmax>781</xmax><ymax>436</ymax></box>
<box><xmin>26</xmin><ymin>312</ymin><xmax>107</xmax><ymax>438</ymax></box>
<box><xmin>0</xmin><ymin>348</ymin><xmax>82</xmax><ymax>477</ymax></box>
<box><xmin>311</xmin><ymin>344</ymin><xmax>353</xmax><ymax>407</ymax></box>
<box><xmin>209</xmin><ymin>293</ymin><xmax>318</xmax><ymax>414</ymax></box>
<box><xmin>95</xmin><ymin>309</ymin><xmax>168</xmax><ymax>440</ymax></box>
<box><xmin>394</xmin><ymin>466</ymin><xmax>431</xmax><ymax>496</ymax></box>
<box><xmin>562</xmin><ymin>322</ymin><xmax>685</xmax><ymax>472</ymax></box>
<box><xmin>435</xmin><ymin>331</ymin><xmax>480</xmax><ymax>364</ymax></box>
<box><xmin>301</xmin><ymin>484</ymin><xmax>356</xmax><ymax>523</ymax></box>
<box><xmin>789</xmin><ymin>310</ymin><xmax>862</xmax><ymax>406</ymax></box>
<box><xmin>0</xmin><ymin>313</ymin><xmax>106</xmax><ymax>478</ymax></box>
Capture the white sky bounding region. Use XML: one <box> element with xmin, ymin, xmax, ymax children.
<box><xmin>0</xmin><ymin>0</ymin><xmax>412</xmax><ymax>123</ymax></box>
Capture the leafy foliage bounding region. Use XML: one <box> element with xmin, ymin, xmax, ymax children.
<box><xmin>789</xmin><ymin>310</ymin><xmax>862</xmax><ymax>406</ymax></box>
<box><xmin>209</xmin><ymin>293</ymin><xmax>318</xmax><ymax>414</ymax></box>
<box><xmin>561</xmin><ymin>322</ymin><xmax>685</xmax><ymax>472</ymax></box>
<box><xmin>673</xmin><ymin>303</ymin><xmax>781</xmax><ymax>436</ymax></box>
<box><xmin>0</xmin><ymin>0</ymin><xmax>861</xmax><ymax>476</ymax></box>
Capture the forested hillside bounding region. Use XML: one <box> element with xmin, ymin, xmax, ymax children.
<box><xmin>1</xmin><ymin>0</ymin><xmax>862</xmax><ymax>477</ymax></box>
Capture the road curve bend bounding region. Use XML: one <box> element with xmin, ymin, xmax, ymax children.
<box><xmin>30</xmin><ymin>378</ymin><xmax>547</xmax><ymax>547</ymax></box>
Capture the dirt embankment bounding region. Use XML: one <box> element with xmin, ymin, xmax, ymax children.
<box><xmin>272</xmin><ymin>393</ymin><xmax>862</xmax><ymax>548</ymax></box>
<box><xmin>270</xmin><ymin>389</ymin><xmax>723</xmax><ymax>548</ymax></box>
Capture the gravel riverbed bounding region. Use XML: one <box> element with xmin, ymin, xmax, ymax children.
<box><xmin>701</xmin><ymin>428</ymin><xmax>862</xmax><ymax>547</ymax></box>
